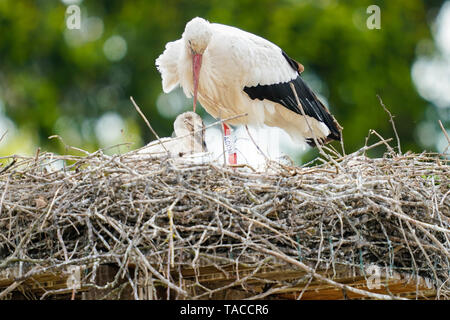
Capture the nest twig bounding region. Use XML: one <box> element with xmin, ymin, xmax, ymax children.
<box><xmin>0</xmin><ymin>131</ymin><xmax>449</xmax><ymax>300</ymax></box>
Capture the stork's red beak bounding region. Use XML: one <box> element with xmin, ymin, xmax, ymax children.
<box><xmin>192</xmin><ymin>53</ymin><xmax>202</xmax><ymax>112</ymax></box>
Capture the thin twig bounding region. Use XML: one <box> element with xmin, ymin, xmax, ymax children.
<box><xmin>0</xmin><ymin>125</ymin><xmax>448</xmax><ymax>300</ymax></box>
<box><xmin>377</xmin><ymin>94</ymin><xmax>402</xmax><ymax>154</ymax></box>
<box><xmin>438</xmin><ymin>120</ymin><xmax>449</xmax><ymax>154</ymax></box>
<box><xmin>244</xmin><ymin>125</ymin><xmax>270</xmax><ymax>162</ymax></box>
<box><xmin>130</xmin><ymin>96</ymin><xmax>170</xmax><ymax>155</ymax></box>
<box><xmin>290</xmin><ymin>82</ymin><xmax>343</xmax><ymax>171</ymax></box>
<box><xmin>0</xmin><ymin>130</ymin><xmax>8</xmax><ymax>144</ymax></box>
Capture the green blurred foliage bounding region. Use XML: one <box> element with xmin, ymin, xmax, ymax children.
<box><xmin>0</xmin><ymin>0</ymin><xmax>445</xmax><ymax>159</ymax></box>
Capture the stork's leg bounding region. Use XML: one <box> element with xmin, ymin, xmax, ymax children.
<box><xmin>223</xmin><ymin>123</ymin><xmax>237</xmax><ymax>165</ymax></box>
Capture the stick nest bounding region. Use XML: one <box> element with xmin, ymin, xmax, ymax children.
<box><xmin>0</xmin><ymin>140</ymin><xmax>449</xmax><ymax>300</ymax></box>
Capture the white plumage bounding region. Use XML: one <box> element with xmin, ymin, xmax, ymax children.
<box><xmin>156</xmin><ymin>17</ymin><xmax>341</xmax><ymax>147</ymax></box>
<box><xmin>136</xmin><ymin>111</ymin><xmax>207</xmax><ymax>157</ymax></box>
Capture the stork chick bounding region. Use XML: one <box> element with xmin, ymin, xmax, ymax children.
<box><xmin>137</xmin><ymin>111</ymin><xmax>207</xmax><ymax>157</ymax></box>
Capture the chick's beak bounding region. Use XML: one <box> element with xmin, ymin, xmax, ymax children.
<box><xmin>192</xmin><ymin>53</ymin><xmax>202</xmax><ymax>112</ymax></box>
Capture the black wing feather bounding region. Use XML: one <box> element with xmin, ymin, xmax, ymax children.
<box><xmin>243</xmin><ymin>51</ymin><xmax>341</xmax><ymax>143</ymax></box>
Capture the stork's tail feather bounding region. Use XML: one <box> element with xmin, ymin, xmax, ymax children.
<box><xmin>315</xmin><ymin>100</ymin><xmax>342</xmax><ymax>144</ymax></box>
<box><xmin>305</xmin><ymin>132</ymin><xmax>341</xmax><ymax>147</ymax></box>
<box><xmin>305</xmin><ymin>120</ymin><xmax>342</xmax><ymax>147</ymax></box>
<box><xmin>244</xmin><ymin>75</ymin><xmax>342</xmax><ymax>147</ymax></box>
<box><xmin>290</xmin><ymin>76</ymin><xmax>342</xmax><ymax>144</ymax></box>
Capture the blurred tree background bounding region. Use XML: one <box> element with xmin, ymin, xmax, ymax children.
<box><xmin>0</xmin><ymin>0</ymin><xmax>449</xmax><ymax>163</ymax></box>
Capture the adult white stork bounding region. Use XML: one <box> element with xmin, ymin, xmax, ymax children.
<box><xmin>156</xmin><ymin>17</ymin><xmax>341</xmax><ymax>151</ymax></box>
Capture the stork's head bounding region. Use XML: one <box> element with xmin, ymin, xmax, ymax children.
<box><xmin>173</xmin><ymin>111</ymin><xmax>207</xmax><ymax>153</ymax></box>
<box><xmin>184</xmin><ymin>17</ymin><xmax>212</xmax><ymax>54</ymax></box>
<box><xmin>183</xmin><ymin>17</ymin><xmax>212</xmax><ymax>112</ymax></box>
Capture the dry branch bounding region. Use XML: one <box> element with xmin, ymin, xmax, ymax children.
<box><xmin>0</xmin><ymin>133</ymin><xmax>449</xmax><ymax>300</ymax></box>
